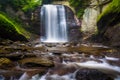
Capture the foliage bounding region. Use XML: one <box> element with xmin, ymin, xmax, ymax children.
<box><xmin>0</xmin><ymin>12</ymin><xmax>30</xmax><ymax>40</ymax></box>
<box><xmin>0</xmin><ymin>0</ymin><xmax>42</xmax><ymax>12</ymax></box>
<box><xmin>69</xmin><ymin>0</ymin><xmax>90</xmax><ymax>18</ymax></box>
<box><xmin>0</xmin><ymin>0</ymin><xmax>43</xmax><ymax>40</ymax></box>
<box><xmin>22</xmin><ymin>0</ymin><xmax>42</xmax><ymax>12</ymax></box>
<box><xmin>42</xmin><ymin>0</ymin><xmax>52</xmax><ymax>4</ymax></box>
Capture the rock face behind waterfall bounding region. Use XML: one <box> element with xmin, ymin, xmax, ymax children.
<box><xmin>65</xmin><ymin>5</ymin><xmax>81</xmax><ymax>42</ymax></box>
<box><xmin>32</xmin><ymin>5</ymin><xmax>81</xmax><ymax>42</ymax></box>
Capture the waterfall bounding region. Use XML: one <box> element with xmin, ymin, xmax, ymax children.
<box><xmin>40</xmin><ymin>5</ymin><xmax>68</xmax><ymax>43</ymax></box>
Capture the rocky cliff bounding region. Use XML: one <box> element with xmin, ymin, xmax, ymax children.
<box><xmin>71</xmin><ymin>0</ymin><xmax>120</xmax><ymax>47</ymax></box>
<box><xmin>97</xmin><ymin>0</ymin><xmax>120</xmax><ymax>47</ymax></box>
<box><xmin>81</xmin><ymin>0</ymin><xmax>112</xmax><ymax>39</ymax></box>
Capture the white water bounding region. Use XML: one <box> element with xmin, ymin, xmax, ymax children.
<box><xmin>30</xmin><ymin>56</ymin><xmax>120</xmax><ymax>80</ymax></box>
<box><xmin>40</xmin><ymin>5</ymin><xmax>68</xmax><ymax>43</ymax></box>
<box><xmin>75</xmin><ymin>61</ymin><xmax>120</xmax><ymax>73</ymax></box>
<box><xmin>31</xmin><ymin>61</ymin><xmax>120</xmax><ymax>80</ymax></box>
<box><xmin>38</xmin><ymin>74</ymin><xmax>75</xmax><ymax>80</ymax></box>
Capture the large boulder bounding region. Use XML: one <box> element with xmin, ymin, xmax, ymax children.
<box><xmin>97</xmin><ymin>0</ymin><xmax>120</xmax><ymax>47</ymax></box>
<box><xmin>65</xmin><ymin>5</ymin><xmax>81</xmax><ymax>42</ymax></box>
<box><xmin>76</xmin><ymin>69</ymin><xmax>113</xmax><ymax>80</ymax></box>
<box><xmin>81</xmin><ymin>0</ymin><xmax>112</xmax><ymax>38</ymax></box>
<box><xmin>0</xmin><ymin>13</ymin><xmax>28</xmax><ymax>41</ymax></box>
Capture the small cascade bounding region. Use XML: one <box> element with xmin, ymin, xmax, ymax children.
<box><xmin>30</xmin><ymin>52</ymin><xmax>120</xmax><ymax>80</ymax></box>
<box><xmin>40</xmin><ymin>5</ymin><xmax>68</xmax><ymax>43</ymax></box>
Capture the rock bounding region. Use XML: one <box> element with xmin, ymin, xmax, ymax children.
<box><xmin>80</xmin><ymin>0</ymin><xmax>113</xmax><ymax>41</ymax></box>
<box><xmin>65</xmin><ymin>6</ymin><xmax>81</xmax><ymax>42</ymax></box>
<box><xmin>75</xmin><ymin>69</ymin><xmax>113</xmax><ymax>80</ymax></box>
<box><xmin>96</xmin><ymin>0</ymin><xmax>120</xmax><ymax>47</ymax></box>
<box><xmin>0</xmin><ymin>39</ymin><xmax>13</xmax><ymax>46</ymax></box>
<box><xmin>19</xmin><ymin>57</ymin><xmax>54</xmax><ymax>68</ymax></box>
<box><xmin>0</xmin><ymin>58</ymin><xmax>15</xmax><ymax>69</ymax></box>
<box><xmin>47</xmin><ymin>62</ymin><xmax>77</xmax><ymax>76</ymax></box>
<box><xmin>0</xmin><ymin>75</ymin><xmax>5</xmax><ymax>80</ymax></box>
<box><xmin>81</xmin><ymin>7</ymin><xmax>99</xmax><ymax>37</ymax></box>
<box><xmin>104</xmin><ymin>23</ymin><xmax>120</xmax><ymax>47</ymax></box>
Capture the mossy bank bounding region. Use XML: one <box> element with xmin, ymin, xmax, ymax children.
<box><xmin>0</xmin><ymin>13</ymin><xmax>30</xmax><ymax>41</ymax></box>
<box><xmin>97</xmin><ymin>0</ymin><xmax>120</xmax><ymax>46</ymax></box>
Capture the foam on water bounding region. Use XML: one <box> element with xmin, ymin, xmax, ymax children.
<box><xmin>37</xmin><ymin>74</ymin><xmax>76</xmax><ymax>80</ymax></box>
<box><xmin>75</xmin><ymin>60</ymin><xmax>120</xmax><ymax>73</ymax></box>
<box><xmin>115</xmin><ymin>76</ymin><xmax>120</xmax><ymax>80</ymax></box>
<box><xmin>30</xmin><ymin>54</ymin><xmax>120</xmax><ymax>80</ymax></box>
<box><xmin>105</xmin><ymin>56</ymin><xmax>119</xmax><ymax>61</ymax></box>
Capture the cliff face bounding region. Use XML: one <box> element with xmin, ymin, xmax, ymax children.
<box><xmin>81</xmin><ymin>0</ymin><xmax>112</xmax><ymax>38</ymax></box>
<box><xmin>97</xmin><ymin>0</ymin><xmax>120</xmax><ymax>46</ymax></box>
<box><xmin>70</xmin><ymin>0</ymin><xmax>120</xmax><ymax>46</ymax></box>
<box><xmin>81</xmin><ymin>6</ymin><xmax>100</xmax><ymax>36</ymax></box>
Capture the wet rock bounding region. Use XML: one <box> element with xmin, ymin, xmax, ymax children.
<box><xmin>104</xmin><ymin>23</ymin><xmax>120</xmax><ymax>47</ymax></box>
<box><xmin>48</xmin><ymin>63</ymin><xmax>77</xmax><ymax>76</ymax></box>
<box><xmin>75</xmin><ymin>69</ymin><xmax>113</xmax><ymax>80</ymax></box>
<box><xmin>106</xmin><ymin>59</ymin><xmax>120</xmax><ymax>67</ymax></box>
<box><xmin>0</xmin><ymin>75</ymin><xmax>5</xmax><ymax>80</ymax></box>
<box><xmin>0</xmin><ymin>70</ymin><xmax>23</xmax><ymax>80</ymax></box>
<box><xmin>0</xmin><ymin>58</ymin><xmax>15</xmax><ymax>69</ymax></box>
<box><xmin>0</xmin><ymin>39</ymin><xmax>13</xmax><ymax>46</ymax></box>
<box><xmin>19</xmin><ymin>57</ymin><xmax>54</xmax><ymax>68</ymax></box>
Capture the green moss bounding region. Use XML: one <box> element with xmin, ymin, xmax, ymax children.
<box><xmin>98</xmin><ymin>0</ymin><xmax>120</xmax><ymax>21</ymax></box>
<box><xmin>22</xmin><ymin>0</ymin><xmax>42</xmax><ymax>12</ymax></box>
<box><xmin>0</xmin><ymin>12</ymin><xmax>30</xmax><ymax>40</ymax></box>
<box><xmin>0</xmin><ymin>0</ymin><xmax>42</xmax><ymax>12</ymax></box>
<box><xmin>96</xmin><ymin>0</ymin><xmax>120</xmax><ymax>41</ymax></box>
<box><xmin>69</xmin><ymin>0</ymin><xmax>90</xmax><ymax>18</ymax></box>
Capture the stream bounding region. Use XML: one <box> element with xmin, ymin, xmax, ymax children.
<box><xmin>31</xmin><ymin>42</ymin><xmax>120</xmax><ymax>80</ymax></box>
<box><xmin>0</xmin><ymin>40</ymin><xmax>119</xmax><ymax>80</ymax></box>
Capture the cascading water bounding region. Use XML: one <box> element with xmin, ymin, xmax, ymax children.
<box><xmin>40</xmin><ymin>5</ymin><xmax>68</xmax><ymax>43</ymax></box>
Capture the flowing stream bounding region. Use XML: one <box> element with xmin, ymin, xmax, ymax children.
<box><xmin>31</xmin><ymin>43</ymin><xmax>120</xmax><ymax>80</ymax></box>
<box><xmin>31</xmin><ymin>52</ymin><xmax>120</xmax><ymax>80</ymax></box>
<box><xmin>38</xmin><ymin>4</ymin><xmax>120</xmax><ymax>79</ymax></box>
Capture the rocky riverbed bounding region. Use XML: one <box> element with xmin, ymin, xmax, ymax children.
<box><xmin>0</xmin><ymin>39</ymin><xmax>120</xmax><ymax>80</ymax></box>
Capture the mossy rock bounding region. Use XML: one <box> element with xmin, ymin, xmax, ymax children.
<box><xmin>0</xmin><ymin>58</ymin><xmax>15</xmax><ymax>69</ymax></box>
<box><xmin>0</xmin><ymin>13</ymin><xmax>29</xmax><ymax>41</ymax></box>
<box><xmin>97</xmin><ymin>0</ymin><xmax>120</xmax><ymax>44</ymax></box>
<box><xmin>97</xmin><ymin>0</ymin><xmax>120</xmax><ymax>30</ymax></box>
<box><xmin>19</xmin><ymin>57</ymin><xmax>54</xmax><ymax>68</ymax></box>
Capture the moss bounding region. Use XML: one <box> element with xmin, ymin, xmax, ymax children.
<box><xmin>97</xmin><ymin>0</ymin><xmax>120</xmax><ymax>31</ymax></box>
<box><xmin>69</xmin><ymin>0</ymin><xmax>85</xmax><ymax>18</ymax></box>
<box><xmin>96</xmin><ymin>0</ymin><xmax>120</xmax><ymax>43</ymax></box>
<box><xmin>98</xmin><ymin>0</ymin><xmax>120</xmax><ymax>21</ymax></box>
<box><xmin>0</xmin><ymin>12</ymin><xmax>30</xmax><ymax>41</ymax></box>
<box><xmin>69</xmin><ymin>0</ymin><xmax>90</xmax><ymax>18</ymax></box>
<box><xmin>22</xmin><ymin>0</ymin><xmax>42</xmax><ymax>12</ymax></box>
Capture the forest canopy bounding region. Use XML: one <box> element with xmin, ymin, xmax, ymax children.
<box><xmin>0</xmin><ymin>0</ymin><xmax>42</xmax><ymax>12</ymax></box>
